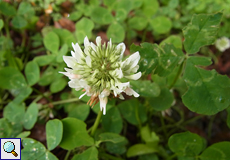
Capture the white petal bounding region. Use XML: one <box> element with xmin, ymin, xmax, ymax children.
<box><xmin>99</xmin><ymin>96</ymin><xmax>108</xmax><ymax>115</ymax></box>
<box><xmin>125</xmin><ymin>72</ymin><xmax>142</xmax><ymax>80</ymax></box>
<box><xmin>125</xmin><ymin>87</ymin><xmax>139</xmax><ymax>97</ymax></box>
<box><xmin>100</xmin><ymin>89</ymin><xmax>110</xmax><ymax>98</ymax></box>
<box><xmin>116</xmin><ymin>43</ymin><xmax>126</xmax><ymax>60</ymax></box>
<box><xmin>79</xmin><ymin>92</ymin><xmax>87</xmax><ymax>99</ymax></box>
<box><xmin>71</xmin><ymin>43</ymin><xmax>83</xmax><ymax>58</ymax></box>
<box><xmin>127</xmin><ymin>65</ymin><xmax>139</xmax><ymax>73</ymax></box>
<box><xmin>96</xmin><ymin>36</ymin><xmax>102</xmax><ymax>47</ymax></box>
<box><xmin>129</xmin><ymin>52</ymin><xmax>140</xmax><ymax>68</ymax></box>
<box><xmin>84</xmin><ymin>36</ymin><xmax>90</xmax><ymax>48</ymax></box>
<box><xmin>71</xmin><ymin>51</ymin><xmax>81</xmax><ymax>62</ymax></box>
<box><xmin>110</xmin><ymin>68</ymin><xmax>123</xmax><ymax>79</ymax></box>
<box><xmin>111</xmin><ymin>87</ymin><xmax>122</xmax><ymax>97</ymax></box>
<box><xmin>85</xmin><ymin>56</ymin><xmax>92</xmax><ymax>67</ymax></box>
<box><xmin>63</xmin><ymin>56</ymin><xmax>76</xmax><ymax>68</ymax></box>
<box><xmin>116</xmin><ymin>82</ymin><xmax>130</xmax><ymax>90</ymax></box>
<box><xmin>107</xmin><ymin>38</ymin><xmax>112</xmax><ymax>50</ymax></box>
<box><xmin>90</xmin><ymin>42</ymin><xmax>97</xmax><ymax>52</ymax></box>
<box><xmin>118</xmin><ymin>94</ymin><xmax>124</xmax><ymax>100</ymax></box>
<box><xmin>59</xmin><ymin>72</ymin><xmax>80</xmax><ymax>79</ymax></box>
<box><xmin>68</xmin><ymin>80</ymin><xmax>82</xmax><ymax>90</ymax></box>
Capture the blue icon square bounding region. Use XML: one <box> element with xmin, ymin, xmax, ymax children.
<box><xmin>0</xmin><ymin>138</ymin><xmax>21</xmax><ymax>160</ymax></box>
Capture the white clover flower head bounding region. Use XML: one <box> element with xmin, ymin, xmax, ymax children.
<box><xmin>215</xmin><ymin>37</ymin><xmax>230</xmax><ymax>52</ymax></box>
<box><xmin>60</xmin><ymin>36</ymin><xmax>141</xmax><ymax>115</ymax></box>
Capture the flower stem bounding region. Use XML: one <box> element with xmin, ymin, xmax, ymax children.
<box><xmin>90</xmin><ymin>110</ymin><xmax>103</xmax><ymax>137</ymax></box>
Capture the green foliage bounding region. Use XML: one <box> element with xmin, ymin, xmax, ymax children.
<box><xmin>0</xmin><ymin>2</ymin><xmax>16</xmax><ymax>17</ymax></box>
<box><xmin>199</xmin><ymin>142</ymin><xmax>230</xmax><ymax>160</ymax></box>
<box><xmin>59</xmin><ymin>117</ymin><xmax>94</xmax><ymax>150</ymax></box>
<box><xmin>127</xmin><ymin>144</ymin><xmax>157</xmax><ymax>157</ymax></box>
<box><xmin>23</xmin><ymin>103</ymin><xmax>38</xmax><ymax>130</ymax></box>
<box><xmin>90</xmin><ymin>6</ymin><xmax>114</xmax><ymax>25</ymax></box>
<box><xmin>118</xmin><ymin>99</ymin><xmax>147</xmax><ymax>125</ymax></box>
<box><xmin>131</xmin><ymin>43</ymin><xmax>185</xmax><ymax>76</ymax></box>
<box><xmin>168</xmin><ymin>131</ymin><xmax>206</xmax><ymax>156</ymax></box>
<box><xmin>21</xmin><ymin>138</ymin><xmax>58</xmax><ymax>160</ymax></box>
<box><xmin>102</xmin><ymin>107</ymin><xmax>123</xmax><ymax>133</ymax></box>
<box><xmin>71</xmin><ymin>147</ymin><xmax>98</xmax><ymax>160</ymax></box>
<box><xmin>46</xmin><ymin>119</ymin><xmax>63</xmax><ymax>150</ymax></box>
<box><xmin>43</xmin><ymin>31</ymin><xmax>60</xmax><ymax>53</ymax></box>
<box><xmin>183</xmin><ymin>12</ymin><xmax>223</xmax><ymax>54</ymax></box>
<box><xmin>182</xmin><ymin>56</ymin><xmax>230</xmax><ymax>115</ymax></box>
<box><xmin>75</xmin><ymin>18</ymin><xmax>94</xmax><ymax>44</ymax></box>
<box><xmin>25</xmin><ymin>61</ymin><xmax>40</xmax><ymax>86</ymax></box>
<box><xmin>107</xmin><ymin>22</ymin><xmax>125</xmax><ymax>43</ymax></box>
<box><xmin>0</xmin><ymin>1</ymin><xmax>230</xmax><ymax>160</ymax></box>
<box><xmin>150</xmin><ymin>16</ymin><xmax>172</xmax><ymax>34</ymax></box>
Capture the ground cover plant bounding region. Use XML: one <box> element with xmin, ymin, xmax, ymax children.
<box><xmin>1</xmin><ymin>0</ymin><xmax>230</xmax><ymax>160</ymax></box>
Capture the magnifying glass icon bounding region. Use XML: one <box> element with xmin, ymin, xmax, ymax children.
<box><xmin>3</xmin><ymin>141</ymin><xmax>18</xmax><ymax>157</ymax></box>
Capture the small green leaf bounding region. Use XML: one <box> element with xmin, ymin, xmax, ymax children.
<box><xmin>148</xmin><ymin>87</ymin><xmax>174</xmax><ymax>111</ymax></box>
<box><xmin>39</xmin><ymin>66</ymin><xmax>57</xmax><ymax>86</ymax></box>
<box><xmin>0</xmin><ymin>67</ymin><xmax>27</xmax><ymax>90</ymax></box>
<box><xmin>50</xmin><ymin>77</ymin><xmax>67</xmax><ymax>93</ymax></box>
<box><xmin>140</xmin><ymin>125</ymin><xmax>159</xmax><ymax>145</ymax></box>
<box><xmin>105</xmin><ymin>138</ymin><xmax>128</xmax><ymax>155</ymax></box>
<box><xmin>183</xmin><ymin>12</ymin><xmax>223</xmax><ymax>54</ymax></box>
<box><xmin>46</xmin><ymin>119</ymin><xmax>63</xmax><ymax>150</ymax></box>
<box><xmin>71</xmin><ymin>147</ymin><xmax>98</xmax><ymax>160</ymax></box>
<box><xmin>168</xmin><ymin>0</ymin><xmax>179</xmax><ymax>9</ymax></box>
<box><xmin>127</xmin><ymin>144</ymin><xmax>157</xmax><ymax>157</ymax></box>
<box><xmin>0</xmin><ymin>19</ymin><xmax>4</xmax><ymax>30</ymax></box>
<box><xmin>68</xmin><ymin>11</ymin><xmax>82</xmax><ymax>21</ymax></box>
<box><xmin>23</xmin><ymin>103</ymin><xmax>38</xmax><ymax>130</ymax></box>
<box><xmin>90</xmin><ymin>6</ymin><xmax>114</xmax><ymax>25</ymax></box>
<box><xmin>75</xmin><ymin>17</ymin><xmax>94</xmax><ymax>44</ymax></box>
<box><xmin>53</xmin><ymin>29</ymin><xmax>76</xmax><ymax>48</ymax></box>
<box><xmin>139</xmin><ymin>153</ymin><xmax>159</xmax><ymax>160</ymax></box>
<box><xmin>41</xmin><ymin>151</ymin><xmax>58</xmax><ymax>160</ymax></box>
<box><xmin>99</xmin><ymin>132</ymin><xmax>126</xmax><ymax>143</ymax></box>
<box><xmin>56</xmin><ymin>44</ymin><xmax>68</xmax><ymax>63</ymax></box>
<box><xmin>3</xmin><ymin>102</ymin><xmax>25</xmax><ymax>124</ymax></box>
<box><xmin>0</xmin><ymin>2</ymin><xmax>16</xmax><ymax>16</ymax></box>
<box><xmin>131</xmin><ymin>80</ymin><xmax>160</xmax><ymax>97</ymax></box>
<box><xmin>17</xmin><ymin>1</ymin><xmax>35</xmax><ymax>19</ymax></box>
<box><xmin>150</xmin><ymin>16</ymin><xmax>172</xmax><ymax>34</ymax></box>
<box><xmin>59</xmin><ymin>117</ymin><xmax>94</xmax><ymax>150</ymax></box>
<box><xmin>182</xmin><ymin>56</ymin><xmax>230</xmax><ymax>115</ymax></box>
<box><xmin>113</xmin><ymin>0</ymin><xmax>133</xmax><ymax>12</ymax></box>
<box><xmin>141</xmin><ymin>0</ymin><xmax>159</xmax><ymax>17</ymax></box>
<box><xmin>115</xmin><ymin>9</ymin><xmax>128</xmax><ymax>22</ymax></box>
<box><xmin>168</xmin><ymin>131</ymin><xmax>206</xmax><ymax>156</ymax></box>
<box><xmin>34</xmin><ymin>55</ymin><xmax>55</xmax><ymax>66</ymax></box>
<box><xmin>0</xmin><ymin>118</ymin><xmax>12</xmax><ymax>138</ymax></box>
<box><xmin>25</xmin><ymin>61</ymin><xmax>40</xmax><ymax>86</ymax></box>
<box><xmin>128</xmin><ymin>17</ymin><xmax>148</xmax><ymax>31</ymax></box>
<box><xmin>21</xmin><ymin>138</ymin><xmax>46</xmax><ymax>159</ymax></box>
<box><xmin>16</xmin><ymin>131</ymin><xmax>31</xmax><ymax>138</ymax></box>
<box><xmin>43</xmin><ymin>31</ymin><xmax>60</xmax><ymax>53</ymax></box>
<box><xmin>107</xmin><ymin>22</ymin><xmax>125</xmax><ymax>43</ymax></box>
<box><xmin>118</xmin><ymin>99</ymin><xmax>147</xmax><ymax>125</ymax></box>
<box><xmin>102</xmin><ymin>107</ymin><xmax>123</xmax><ymax>134</ymax></box>
<box><xmin>12</xmin><ymin>86</ymin><xmax>33</xmax><ymax>104</ymax></box>
<box><xmin>200</xmin><ymin>142</ymin><xmax>230</xmax><ymax>160</ymax></box>
<box><xmin>12</xmin><ymin>15</ymin><xmax>28</xmax><ymax>29</ymax></box>
<box><xmin>160</xmin><ymin>35</ymin><xmax>182</xmax><ymax>49</ymax></box>
<box><xmin>130</xmin><ymin>43</ymin><xmax>184</xmax><ymax>76</ymax></box>
<box><xmin>68</xmin><ymin>104</ymin><xmax>90</xmax><ymax>121</ymax></box>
